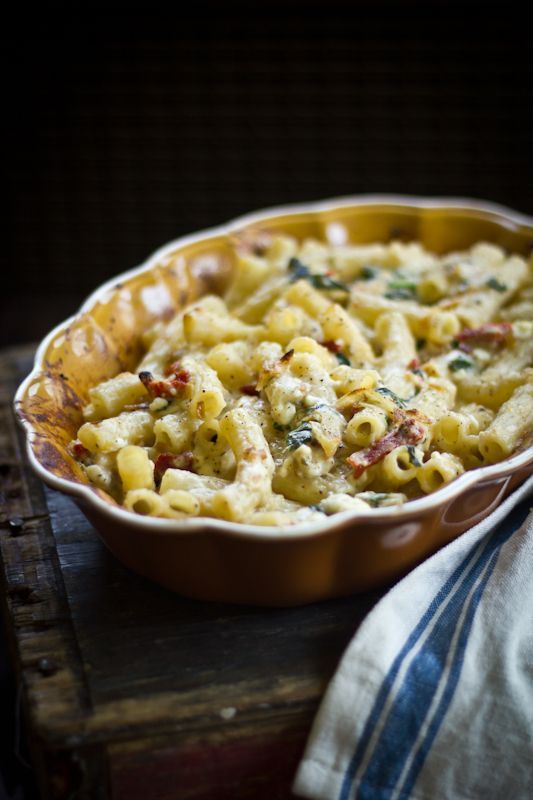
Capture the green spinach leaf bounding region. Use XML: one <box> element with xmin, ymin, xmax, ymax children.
<box><xmin>287</xmin><ymin>422</ymin><xmax>314</xmax><ymax>450</ymax></box>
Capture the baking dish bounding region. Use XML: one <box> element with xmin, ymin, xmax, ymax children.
<box><xmin>15</xmin><ymin>195</ymin><xmax>533</xmax><ymax>605</ymax></box>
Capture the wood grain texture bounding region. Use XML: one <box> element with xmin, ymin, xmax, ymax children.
<box><xmin>0</xmin><ymin>345</ymin><xmax>383</xmax><ymax>799</ymax></box>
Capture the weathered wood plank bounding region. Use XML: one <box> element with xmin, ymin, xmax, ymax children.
<box><xmin>108</xmin><ymin>718</ymin><xmax>310</xmax><ymax>800</ymax></box>
<box><xmin>0</xmin><ymin>348</ymin><xmax>94</xmax><ymax>739</ymax></box>
<box><xmin>43</xmin><ymin>485</ymin><xmax>380</xmax><ymax>745</ymax></box>
<box><xmin>48</xmin><ymin>487</ymin><xmax>374</xmax><ymax>694</ymax></box>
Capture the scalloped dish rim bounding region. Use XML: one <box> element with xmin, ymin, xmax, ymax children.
<box><xmin>14</xmin><ymin>193</ymin><xmax>533</xmax><ymax>542</ymax></box>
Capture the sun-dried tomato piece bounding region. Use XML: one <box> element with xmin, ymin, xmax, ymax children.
<box><xmin>139</xmin><ymin>368</ymin><xmax>190</xmax><ymax>399</ymax></box>
<box><xmin>455</xmin><ymin>322</ymin><xmax>513</xmax><ymax>352</ymax></box>
<box><xmin>321</xmin><ymin>339</ymin><xmax>344</xmax><ymax>353</ymax></box>
<box><xmin>170</xmin><ymin>369</ymin><xmax>191</xmax><ymax>390</ymax></box>
<box><xmin>347</xmin><ymin>411</ymin><xmax>426</xmax><ymax>478</ymax></box>
<box><xmin>240</xmin><ymin>384</ymin><xmax>260</xmax><ymax>396</ymax></box>
<box><xmin>71</xmin><ymin>441</ymin><xmax>90</xmax><ymax>460</ymax></box>
<box><xmin>154</xmin><ymin>451</ymin><xmax>194</xmax><ymax>484</ymax></box>
<box><xmin>164</xmin><ymin>360</ymin><xmax>183</xmax><ymax>376</ymax></box>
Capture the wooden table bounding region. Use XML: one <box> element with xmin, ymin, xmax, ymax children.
<box><xmin>0</xmin><ymin>345</ymin><xmax>383</xmax><ymax>800</ymax></box>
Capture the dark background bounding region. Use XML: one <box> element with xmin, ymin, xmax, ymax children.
<box><xmin>2</xmin><ymin>2</ymin><xmax>533</xmax><ymax>347</ymax></box>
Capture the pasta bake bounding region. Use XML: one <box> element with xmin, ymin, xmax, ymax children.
<box><xmin>70</xmin><ymin>235</ymin><xmax>533</xmax><ymax>526</ymax></box>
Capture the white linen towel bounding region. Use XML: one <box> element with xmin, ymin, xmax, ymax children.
<box><xmin>293</xmin><ymin>475</ymin><xmax>533</xmax><ymax>800</ymax></box>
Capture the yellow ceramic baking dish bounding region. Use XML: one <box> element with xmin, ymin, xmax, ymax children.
<box><xmin>15</xmin><ymin>196</ymin><xmax>533</xmax><ymax>606</ymax></box>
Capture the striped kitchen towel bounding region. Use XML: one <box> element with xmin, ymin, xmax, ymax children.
<box><xmin>293</xmin><ymin>475</ymin><xmax>533</xmax><ymax>800</ymax></box>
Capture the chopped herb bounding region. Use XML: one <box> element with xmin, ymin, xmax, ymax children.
<box><xmin>336</xmin><ymin>352</ymin><xmax>351</xmax><ymax>366</ymax></box>
<box><xmin>357</xmin><ymin>492</ymin><xmax>394</xmax><ymax>507</ymax></box>
<box><xmin>486</xmin><ymin>277</ymin><xmax>507</xmax><ymax>293</ymax></box>
<box><xmin>388</xmin><ymin>278</ymin><xmax>417</xmax><ymax>290</ymax></box>
<box><xmin>309</xmin><ymin>274</ymin><xmax>349</xmax><ymax>292</ymax></box>
<box><xmin>449</xmin><ymin>355</ymin><xmax>475</xmax><ymax>372</ymax></box>
<box><xmin>384</xmin><ymin>287</ymin><xmax>416</xmax><ymax>300</ymax></box>
<box><xmin>287</xmin><ymin>257</ymin><xmax>349</xmax><ymax>291</ymax></box>
<box><xmin>416</xmin><ymin>338</ymin><xmax>427</xmax><ymax>350</ymax></box>
<box><xmin>385</xmin><ymin>279</ymin><xmax>417</xmax><ymax>300</ymax></box>
<box><xmin>376</xmin><ymin>386</ymin><xmax>407</xmax><ymax>407</ymax></box>
<box><xmin>406</xmin><ymin>444</ymin><xmax>422</xmax><ymax>467</ymax></box>
<box><xmin>288</xmin><ymin>257</ymin><xmax>311</xmax><ymax>281</ymax></box>
<box><xmin>387</xmin><ymin>278</ymin><xmax>416</xmax><ymax>292</ymax></box>
<box><xmin>360</xmin><ymin>265</ymin><xmax>378</xmax><ymax>280</ymax></box>
<box><xmin>309</xmin><ymin>504</ymin><xmax>326</xmax><ymax>514</ymax></box>
<box><xmin>287</xmin><ymin>422</ymin><xmax>313</xmax><ymax>450</ymax></box>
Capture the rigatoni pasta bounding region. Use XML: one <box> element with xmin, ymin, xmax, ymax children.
<box><xmin>70</xmin><ymin>235</ymin><xmax>533</xmax><ymax>526</ymax></box>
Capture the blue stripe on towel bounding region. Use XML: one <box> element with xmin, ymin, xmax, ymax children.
<box><xmin>339</xmin><ymin>497</ymin><xmax>530</xmax><ymax>800</ymax></box>
<box><xmin>395</xmin><ymin>498</ymin><xmax>532</xmax><ymax>799</ymax></box>
<box><xmin>338</xmin><ymin>538</ymin><xmax>485</xmax><ymax>800</ymax></box>
<box><xmin>395</xmin><ymin>546</ymin><xmax>500</xmax><ymax>799</ymax></box>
